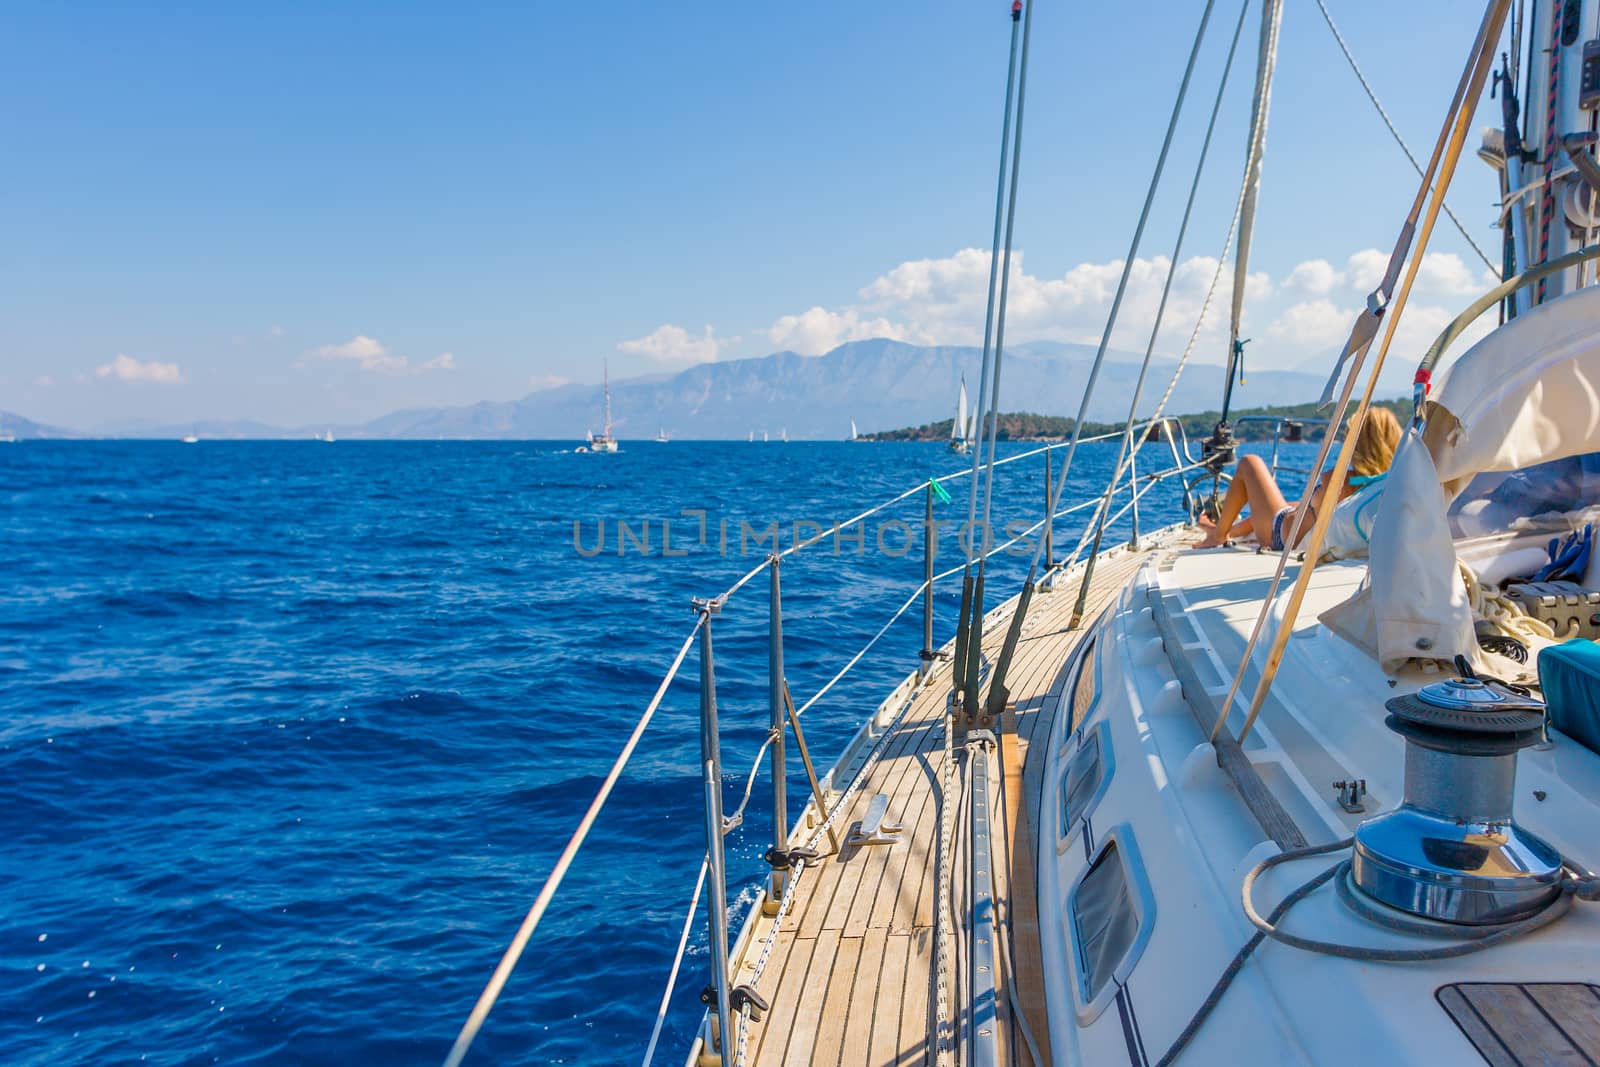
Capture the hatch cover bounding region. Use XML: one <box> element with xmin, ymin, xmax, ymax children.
<box><xmin>1437</xmin><ymin>983</ymin><xmax>1600</xmax><ymax>1066</ymax></box>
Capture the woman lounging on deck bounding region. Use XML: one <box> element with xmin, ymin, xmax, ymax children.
<box><xmin>1196</xmin><ymin>407</ymin><xmax>1401</xmax><ymax>550</ymax></box>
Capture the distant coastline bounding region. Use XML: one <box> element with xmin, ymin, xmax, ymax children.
<box><xmin>857</xmin><ymin>399</ymin><xmax>1410</xmax><ymax>443</ymax></box>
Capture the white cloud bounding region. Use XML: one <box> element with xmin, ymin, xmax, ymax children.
<box><xmin>766</xmin><ymin>307</ymin><xmax>917</xmax><ymax>356</ymax></box>
<box><xmin>421</xmin><ymin>352</ymin><xmax>455</xmax><ymax>371</ymax></box>
<box><xmin>529</xmin><ymin>374</ymin><xmax>571</xmax><ymax>391</ymax></box>
<box><xmin>268</xmin><ymin>325</ymin><xmax>286</xmax><ymax>337</ymax></box>
<box><xmin>310</xmin><ymin>335</ymin><xmax>407</xmax><ymax>372</ymax></box>
<box><xmin>1414</xmin><ymin>252</ymin><xmax>1485</xmax><ymax>296</ymax></box>
<box><xmin>828</xmin><ymin>247</ymin><xmax>1266</xmax><ymax>356</ymax></box>
<box><xmin>618</xmin><ymin>323</ymin><xmax>725</xmax><ymax>365</ymax></box>
<box><xmin>95</xmin><ymin>353</ymin><xmax>184</xmax><ymax>384</ymax></box>
<box><xmin>33</xmin><ymin>375</ymin><xmax>54</xmax><ymax>387</ymax></box>
<box><xmin>1266</xmin><ymin>299</ymin><xmax>1348</xmax><ymax>352</ymax></box>
<box><xmin>1283</xmin><ymin>259</ymin><xmax>1339</xmax><ymax>297</ymax></box>
<box><xmin>641</xmin><ymin>242</ymin><xmax>1501</xmax><ymax>377</ymax></box>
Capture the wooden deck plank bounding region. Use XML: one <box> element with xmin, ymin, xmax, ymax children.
<box><xmin>803</xmin><ymin>711</ymin><xmax>934</xmax><ymax>938</ymax></box>
<box><xmin>840</xmin><ymin>925</ymin><xmax>889</xmax><ymax>1066</ymax></box>
<box><xmin>1525</xmin><ymin>984</ymin><xmax>1600</xmax><ymax>1056</ymax></box>
<box><xmin>847</xmin><ymin>711</ymin><xmax>943</xmax><ymax>936</ymax></box>
<box><xmin>870</xmin><ymin>932</ymin><xmax>912</xmax><ymax>1067</ymax></box>
<box><xmin>781</xmin><ymin>928</ymin><xmax>841</xmax><ymax>1067</ymax></box>
<box><xmin>900</xmin><ymin>928</ymin><xmax>934</xmax><ymax>1066</ymax></box>
<box><xmin>883</xmin><ymin>739</ymin><xmax>944</xmax><ymax>935</ymax></box>
<box><xmin>1458</xmin><ymin>984</ymin><xmax>1586</xmax><ymax>1065</ymax></box>
<box><xmin>836</xmin><ymin>716</ymin><xmax>941</xmax><ymax>936</ymax></box>
<box><xmin>809</xmin><ymin>933</ymin><xmax>865</xmax><ymax>1067</ymax></box>
<box><xmin>749</xmin><ymin>931</ymin><xmax>809</xmax><ymax>1067</ymax></box>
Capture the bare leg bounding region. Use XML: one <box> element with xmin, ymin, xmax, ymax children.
<box><xmin>1197</xmin><ymin>455</ymin><xmax>1288</xmax><ymax>547</ymax></box>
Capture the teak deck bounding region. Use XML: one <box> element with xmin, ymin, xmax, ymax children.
<box><xmin>729</xmin><ymin>545</ymin><xmax>1158</xmax><ymax>1067</ymax></box>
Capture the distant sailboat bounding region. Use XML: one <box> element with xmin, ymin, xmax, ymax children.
<box><xmin>762</xmin><ymin>430</ymin><xmax>769</xmax><ymax>443</ymax></box>
<box><xmin>319</xmin><ymin>429</ymin><xmax>335</xmax><ymax>443</ymax></box>
<box><xmin>586</xmin><ymin>363</ymin><xmax>619</xmax><ymax>453</ymax></box>
<box><xmin>747</xmin><ymin>430</ymin><xmax>754</xmax><ymax>443</ymax></box>
<box><xmin>654</xmin><ymin>426</ymin><xmax>669</xmax><ymax>443</ymax></box>
<box><xmin>780</xmin><ymin>427</ymin><xmax>787</xmax><ymax>443</ymax></box>
<box><xmin>849</xmin><ymin>419</ymin><xmax>859</xmax><ymax>442</ymax></box>
<box><xmin>181</xmin><ymin>431</ymin><xmax>199</xmax><ymax>444</ymax></box>
<box><xmin>949</xmin><ymin>376</ymin><xmax>972</xmax><ymax>453</ymax></box>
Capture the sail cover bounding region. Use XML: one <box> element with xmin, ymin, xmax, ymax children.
<box><xmin>1324</xmin><ymin>285</ymin><xmax>1600</xmax><ymax>671</ymax></box>
<box><xmin>1422</xmin><ymin>285</ymin><xmax>1600</xmax><ymax>498</ymax></box>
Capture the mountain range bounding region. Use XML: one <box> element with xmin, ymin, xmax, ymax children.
<box><xmin>5</xmin><ymin>338</ymin><xmax>1345</xmax><ymax>440</ymax></box>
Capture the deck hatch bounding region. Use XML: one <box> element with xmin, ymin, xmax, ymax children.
<box><xmin>1068</xmin><ymin>825</ymin><xmax>1155</xmax><ymax>1023</ymax></box>
<box><xmin>1059</xmin><ymin>722</ymin><xmax>1113</xmax><ymax>842</ymax></box>
<box><xmin>1069</xmin><ymin>635</ymin><xmax>1099</xmax><ymax>731</ymax></box>
<box><xmin>1437</xmin><ymin>982</ymin><xmax>1600</xmax><ymax>1066</ymax></box>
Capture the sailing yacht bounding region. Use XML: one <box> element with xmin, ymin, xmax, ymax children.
<box><xmin>950</xmin><ymin>375</ymin><xmax>972</xmax><ymax>453</ymax></box>
<box><xmin>586</xmin><ymin>363</ymin><xmax>619</xmax><ymax>453</ymax></box>
<box><xmin>445</xmin><ymin>5</ymin><xmax>1600</xmax><ymax>1067</ymax></box>
<box><xmin>849</xmin><ymin>419</ymin><xmax>859</xmax><ymax>442</ymax></box>
<box><xmin>654</xmin><ymin>426</ymin><xmax>670</xmax><ymax>443</ymax></box>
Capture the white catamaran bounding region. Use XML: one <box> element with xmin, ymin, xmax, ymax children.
<box><xmin>445</xmin><ymin>3</ymin><xmax>1600</xmax><ymax>1066</ymax></box>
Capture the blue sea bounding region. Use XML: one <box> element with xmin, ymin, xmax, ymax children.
<box><xmin>0</xmin><ymin>438</ymin><xmax>1231</xmax><ymax>1066</ymax></box>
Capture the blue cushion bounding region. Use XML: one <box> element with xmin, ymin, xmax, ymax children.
<box><xmin>1538</xmin><ymin>639</ymin><xmax>1600</xmax><ymax>755</ymax></box>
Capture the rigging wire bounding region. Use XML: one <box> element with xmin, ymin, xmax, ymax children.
<box><xmin>963</xmin><ymin>2</ymin><xmax>1025</xmax><ymax>561</ymax></box>
<box><xmin>1312</xmin><ymin>0</ymin><xmax>1498</xmax><ymax>270</ymax></box>
<box><xmin>1023</xmin><ymin>0</ymin><xmax>1223</xmax><ymax>581</ymax></box>
<box><xmin>1074</xmin><ymin>0</ymin><xmax>1252</xmax><ymax>592</ymax></box>
<box><xmin>954</xmin><ymin>1</ymin><xmax>1024</xmax><ymax>704</ymax></box>
<box><xmin>442</xmin><ymin>618</ymin><xmax>706</xmax><ymax>1067</ymax></box>
<box><xmin>640</xmin><ymin>857</ymin><xmax>708</xmax><ymax>1067</ymax></box>
<box><xmin>962</xmin><ymin>0</ymin><xmax>1035</xmax><ymax>713</ymax></box>
<box><xmin>976</xmin><ymin>0</ymin><xmax>1035</xmax><ymax>545</ymax></box>
<box><xmin>1224</xmin><ymin>0</ymin><xmax>1284</xmax><ymax>421</ymax></box>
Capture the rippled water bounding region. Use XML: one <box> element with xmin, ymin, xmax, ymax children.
<box><xmin>0</xmin><ymin>438</ymin><xmax>1211</xmax><ymax>1065</ymax></box>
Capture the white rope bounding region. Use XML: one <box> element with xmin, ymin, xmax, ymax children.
<box><xmin>641</xmin><ymin>857</ymin><xmax>709</xmax><ymax>1067</ymax></box>
<box><xmin>1312</xmin><ymin>0</ymin><xmax>1497</xmax><ymax>270</ymax></box>
<box><xmin>1459</xmin><ymin>559</ymin><xmax>1558</xmax><ymax>683</ymax></box>
<box><xmin>933</xmin><ymin>700</ymin><xmax>959</xmax><ymax>1066</ymax></box>
<box><xmin>724</xmin><ymin>735</ymin><xmax>776</xmax><ymax>832</ymax></box>
<box><xmin>443</xmin><ymin>617</ymin><xmax>706</xmax><ymax>1067</ymax></box>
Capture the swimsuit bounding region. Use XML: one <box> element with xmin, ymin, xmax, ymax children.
<box><xmin>1270</xmin><ymin>506</ymin><xmax>1295</xmax><ymax>552</ymax></box>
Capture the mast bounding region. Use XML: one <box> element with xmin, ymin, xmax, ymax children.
<box><xmin>603</xmin><ymin>362</ymin><xmax>612</xmax><ymax>438</ymax></box>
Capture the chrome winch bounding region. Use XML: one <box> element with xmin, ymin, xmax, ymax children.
<box><xmin>1351</xmin><ymin>674</ymin><xmax>1563</xmax><ymax>926</ymax></box>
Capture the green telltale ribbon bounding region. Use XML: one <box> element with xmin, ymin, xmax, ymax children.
<box><xmin>930</xmin><ymin>478</ymin><xmax>951</xmax><ymax>504</ymax></box>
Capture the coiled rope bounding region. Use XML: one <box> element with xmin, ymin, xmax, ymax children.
<box><xmin>1154</xmin><ymin>837</ymin><xmax>1600</xmax><ymax>1066</ymax></box>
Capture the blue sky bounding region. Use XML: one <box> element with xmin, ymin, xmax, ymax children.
<box><xmin>0</xmin><ymin>1</ymin><xmax>1507</xmax><ymax>429</ymax></box>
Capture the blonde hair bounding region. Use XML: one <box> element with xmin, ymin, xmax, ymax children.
<box><xmin>1349</xmin><ymin>406</ymin><xmax>1401</xmax><ymax>478</ymax></box>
